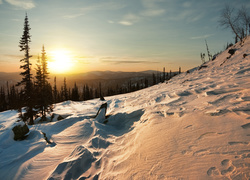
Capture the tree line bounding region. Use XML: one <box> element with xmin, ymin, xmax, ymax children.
<box><xmin>0</xmin><ymin>67</ymin><xmax>180</xmax><ymax>114</ymax></box>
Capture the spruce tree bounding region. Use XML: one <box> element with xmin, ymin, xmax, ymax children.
<box><xmin>34</xmin><ymin>55</ymin><xmax>43</xmax><ymax>117</ymax></box>
<box><xmin>53</xmin><ymin>77</ymin><xmax>58</xmax><ymax>103</ymax></box>
<box><xmin>152</xmin><ymin>73</ymin><xmax>156</xmax><ymax>85</ymax></box>
<box><xmin>71</xmin><ymin>82</ymin><xmax>80</xmax><ymax>101</ymax></box>
<box><xmin>9</xmin><ymin>85</ymin><xmax>19</xmax><ymax>110</ymax></box>
<box><xmin>0</xmin><ymin>87</ymin><xmax>7</xmax><ymax>112</ymax></box>
<box><xmin>163</xmin><ymin>67</ymin><xmax>165</xmax><ymax>82</ymax></box>
<box><xmin>63</xmin><ymin>78</ymin><xmax>68</xmax><ymax>100</ymax></box>
<box><xmin>17</xmin><ymin>13</ymin><xmax>36</xmax><ymax>124</ymax></box>
<box><xmin>40</xmin><ymin>45</ymin><xmax>53</xmax><ymax>120</ymax></box>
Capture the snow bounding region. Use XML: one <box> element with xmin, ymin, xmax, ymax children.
<box><xmin>1</xmin><ymin>37</ymin><xmax>250</xmax><ymax>179</ymax></box>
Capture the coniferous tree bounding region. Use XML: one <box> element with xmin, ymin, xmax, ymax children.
<box><xmin>68</xmin><ymin>88</ymin><xmax>71</xmax><ymax>100</ymax></box>
<box><xmin>6</xmin><ymin>82</ymin><xmax>10</xmax><ymax>110</ymax></box>
<box><xmin>94</xmin><ymin>88</ymin><xmax>98</xmax><ymax>99</ymax></box>
<box><xmin>9</xmin><ymin>85</ymin><xmax>19</xmax><ymax>110</ymax></box>
<box><xmin>179</xmin><ymin>67</ymin><xmax>181</xmax><ymax>74</ymax></box>
<box><xmin>153</xmin><ymin>73</ymin><xmax>156</xmax><ymax>85</ymax></box>
<box><xmin>53</xmin><ymin>77</ymin><xmax>58</xmax><ymax>103</ymax></box>
<box><xmin>40</xmin><ymin>46</ymin><xmax>53</xmax><ymax>120</ymax></box>
<box><xmin>0</xmin><ymin>87</ymin><xmax>7</xmax><ymax>112</ymax></box>
<box><xmin>85</xmin><ymin>84</ymin><xmax>90</xmax><ymax>100</ymax></box>
<box><xmin>99</xmin><ymin>82</ymin><xmax>101</xmax><ymax>96</ymax></box>
<box><xmin>60</xmin><ymin>86</ymin><xmax>64</xmax><ymax>102</ymax></box>
<box><xmin>144</xmin><ymin>78</ymin><xmax>149</xmax><ymax>88</ymax></box>
<box><xmin>34</xmin><ymin>55</ymin><xmax>43</xmax><ymax>117</ymax></box>
<box><xmin>163</xmin><ymin>67</ymin><xmax>166</xmax><ymax>82</ymax></box>
<box><xmin>89</xmin><ymin>87</ymin><xmax>94</xmax><ymax>100</ymax></box>
<box><xmin>71</xmin><ymin>82</ymin><xmax>80</xmax><ymax>101</ymax></box>
<box><xmin>17</xmin><ymin>13</ymin><xmax>36</xmax><ymax>124</ymax></box>
<box><xmin>34</xmin><ymin>46</ymin><xmax>53</xmax><ymax>121</ymax></box>
<box><xmin>63</xmin><ymin>77</ymin><xmax>68</xmax><ymax>101</ymax></box>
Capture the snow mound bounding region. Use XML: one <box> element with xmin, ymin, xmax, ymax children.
<box><xmin>48</xmin><ymin>145</ymin><xmax>96</xmax><ymax>180</ymax></box>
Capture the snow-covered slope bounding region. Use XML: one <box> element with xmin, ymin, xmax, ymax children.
<box><xmin>0</xmin><ymin>38</ymin><xmax>250</xmax><ymax>180</ymax></box>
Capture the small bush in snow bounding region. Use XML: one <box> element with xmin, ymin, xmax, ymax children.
<box><xmin>243</xmin><ymin>54</ymin><xmax>248</xmax><ymax>58</ymax></box>
<box><xmin>228</xmin><ymin>49</ymin><xmax>237</xmax><ymax>56</ymax></box>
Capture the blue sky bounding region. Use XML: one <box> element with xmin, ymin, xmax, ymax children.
<box><xmin>0</xmin><ymin>0</ymin><xmax>249</xmax><ymax>73</ymax></box>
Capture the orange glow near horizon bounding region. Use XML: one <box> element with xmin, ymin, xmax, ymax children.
<box><xmin>48</xmin><ymin>49</ymin><xmax>74</xmax><ymax>74</ymax></box>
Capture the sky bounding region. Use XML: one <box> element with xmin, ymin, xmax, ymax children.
<box><xmin>0</xmin><ymin>0</ymin><xmax>249</xmax><ymax>74</ymax></box>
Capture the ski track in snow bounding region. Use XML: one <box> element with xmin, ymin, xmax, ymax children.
<box><xmin>0</xmin><ymin>38</ymin><xmax>250</xmax><ymax>179</ymax></box>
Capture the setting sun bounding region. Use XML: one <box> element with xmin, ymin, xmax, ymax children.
<box><xmin>48</xmin><ymin>49</ymin><xmax>73</xmax><ymax>73</ymax></box>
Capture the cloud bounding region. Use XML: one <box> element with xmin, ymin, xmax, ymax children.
<box><xmin>117</xmin><ymin>0</ymin><xmax>165</xmax><ymax>26</ymax></box>
<box><xmin>119</xmin><ymin>14</ymin><xmax>141</xmax><ymax>26</ymax></box>
<box><xmin>141</xmin><ymin>9</ymin><xmax>165</xmax><ymax>17</ymax></box>
<box><xmin>140</xmin><ymin>0</ymin><xmax>166</xmax><ymax>17</ymax></box>
<box><xmin>119</xmin><ymin>21</ymin><xmax>133</xmax><ymax>26</ymax></box>
<box><xmin>141</xmin><ymin>0</ymin><xmax>160</xmax><ymax>9</ymax></box>
<box><xmin>182</xmin><ymin>2</ymin><xmax>192</xmax><ymax>8</ymax></box>
<box><xmin>168</xmin><ymin>10</ymin><xmax>193</xmax><ymax>21</ymax></box>
<box><xmin>190</xmin><ymin>34</ymin><xmax>214</xmax><ymax>40</ymax></box>
<box><xmin>108</xmin><ymin>20</ymin><xmax>115</xmax><ymax>24</ymax></box>
<box><xmin>73</xmin><ymin>55</ymin><xmax>97</xmax><ymax>64</ymax></box>
<box><xmin>167</xmin><ymin>9</ymin><xmax>205</xmax><ymax>23</ymax></box>
<box><xmin>63</xmin><ymin>2</ymin><xmax>125</xmax><ymax>20</ymax></box>
<box><xmin>5</xmin><ymin>0</ymin><xmax>35</xmax><ymax>9</ymax></box>
<box><xmin>102</xmin><ymin>60</ymin><xmax>159</xmax><ymax>64</ymax></box>
<box><xmin>79</xmin><ymin>2</ymin><xmax>125</xmax><ymax>15</ymax></box>
<box><xmin>100</xmin><ymin>57</ymin><xmax>159</xmax><ymax>64</ymax></box>
<box><xmin>1</xmin><ymin>54</ymin><xmax>23</xmax><ymax>61</ymax></box>
<box><xmin>0</xmin><ymin>0</ymin><xmax>2</xmax><ymax>4</ymax></box>
<box><xmin>63</xmin><ymin>13</ymin><xmax>85</xmax><ymax>20</ymax></box>
<box><xmin>11</xmin><ymin>18</ymin><xmax>20</xmax><ymax>21</ymax></box>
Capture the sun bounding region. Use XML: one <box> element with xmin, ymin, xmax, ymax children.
<box><xmin>48</xmin><ymin>49</ymin><xmax>73</xmax><ymax>74</ymax></box>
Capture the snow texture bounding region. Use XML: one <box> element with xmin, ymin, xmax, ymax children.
<box><xmin>0</xmin><ymin>38</ymin><xmax>250</xmax><ymax>179</ymax></box>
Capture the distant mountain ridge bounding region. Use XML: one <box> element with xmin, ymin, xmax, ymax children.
<box><xmin>0</xmin><ymin>70</ymin><xmax>162</xmax><ymax>88</ymax></box>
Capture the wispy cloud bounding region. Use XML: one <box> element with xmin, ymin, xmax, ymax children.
<box><xmin>119</xmin><ymin>14</ymin><xmax>141</xmax><ymax>26</ymax></box>
<box><xmin>168</xmin><ymin>10</ymin><xmax>193</xmax><ymax>21</ymax></box>
<box><xmin>5</xmin><ymin>0</ymin><xmax>35</xmax><ymax>9</ymax></box>
<box><xmin>108</xmin><ymin>20</ymin><xmax>115</xmax><ymax>24</ymax></box>
<box><xmin>100</xmin><ymin>56</ymin><xmax>159</xmax><ymax>64</ymax></box>
<box><xmin>11</xmin><ymin>18</ymin><xmax>20</xmax><ymax>21</ymax></box>
<box><xmin>73</xmin><ymin>55</ymin><xmax>97</xmax><ymax>64</ymax></box>
<box><xmin>190</xmin><ymin>34</ymin><xmax>214</xmax><ymax>40</ymax></box>
<box><xmin>140</xmin><ymin>9</ymin><xmax>165</xmax><ymax>17</ymax></box>
<box><xmin>167</xmin><ymin>9</ymin><xmax>205</xmax><ymax>23</ymax></box>
<box><xmin>102</xmin><ymin>60</ymin><xmax>159</xmax><ymax>64</ymax></box>
<box><xmin>140</xmin><ymin>0</ymin><xmax>166</xmax><ymax>17</ymax></box>
<box><xmin>63</xmin><ymin>13</ymin><xmax>85</xmax><ymax>20</ymax></box>
<box><xmin>182</xmin><ymin>2</ymin><xmax>192</xmax><ymax>8</ymax></box>
<box><xmin>63</xmin><ymin>2</ymin><xmax>125</xmax><ymax>20</ymax></box>
<box><xmin>1</xmin><ymin>54</ymin><xmax>23</xmax><ymax>61</ymax></box>
<box><xmin>118</xmin><ymin>0</ymin><xmax>165</xmax><ymax>26</ymax></box>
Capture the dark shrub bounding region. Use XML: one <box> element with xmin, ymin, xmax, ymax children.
<box><xmin>228</xmin><ymin>49</ymin><xmax>236</xmax><ymax>55</ymax></box>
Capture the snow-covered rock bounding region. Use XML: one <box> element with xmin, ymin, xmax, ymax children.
<box><xmin>12</xmin><ymin>121</ymin><xmax>29</xmax><ymax>141</ymax></box>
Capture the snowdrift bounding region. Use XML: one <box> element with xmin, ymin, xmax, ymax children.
<box><xmin>0</xmin><ymin>37</ymin><xmax>250</xmax><ymax>179</ymax></box>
